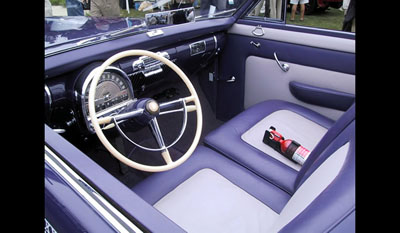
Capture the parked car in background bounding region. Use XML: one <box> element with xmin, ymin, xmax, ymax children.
<box><xmin>284</xmin><ymin>0</ymin><xmax>343</xmax><ymax>15</ymax></box>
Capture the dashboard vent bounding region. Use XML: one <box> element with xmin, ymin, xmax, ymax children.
<box><xmin>132</xmin><ymin>51</ymin><xmax>170</xmax><ymax>77</ymax></box>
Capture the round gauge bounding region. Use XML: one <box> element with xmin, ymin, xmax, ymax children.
<box><xmin>84</xmin><ymin>71</ymin><xmax>131</xmax><ymax>115</ymax></box>
<box><xmin>80</xmin><ymin>66</ymin><xmax>134</xmax><ymax>132</ymax></box>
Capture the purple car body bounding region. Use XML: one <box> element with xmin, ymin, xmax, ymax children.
<box><xmin>44</xmin><ymin>0</ymin><xmax>355</xmax><ymax>231</ymax></box>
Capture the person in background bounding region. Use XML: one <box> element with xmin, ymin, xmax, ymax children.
<box><xmin>269</xmin><ymin>0</ymin><xmax>281</xmax><ymax>19</ymax></box>
<box><xmin>253</xmin><ymin>0</ymin><xmax>264</xmax><ymax>16</ymax></box>
<box><xmin>342</xmin><ymin>0</ymin><xmax>355</xmax><ymax>32</ymax></box>
<box><xmin>170</xmin><ymin>0</ymin><xmax>194</xmax><ymax>9</ymax></box>
<box><xmin>91</xmin><ymin>0</ymin><xmax>121</xmax><ymax>17</ymax></box>
<box><xmin>66</xmin><ymin>0</ymin><xmax>85</xmax><ymax>16</ymax></box>
<box><xmin>289</xmin><ymin>0</ymin><xmax>308</xmax><ymax>21</ymax></box>
<box><xmin>45</xmin><ymin>0</ymin><xmax>53</xmax><ymax>17</ymax></box>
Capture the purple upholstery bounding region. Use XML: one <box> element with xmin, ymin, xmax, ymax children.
<box><xmin>132</xmin><ymin>123</ymin><xmax>355</xmax><ymax>232</ymax></box>
<box><xmin>204</xmin><ymin>100</ymin><xmax>335</xmax><ymax>194</ymax></box>
<box><xmin>280</xmin><ymin>128</ymin><xmax>355</xmax><ymax>232</ymax></box>
<box><xmin>295</xmin><ymin>105</ymin><xmax>355</xmax><ymax>189</ymax></box>
<box><xmin>289</xmin><ymin>81</ymin><xmax>355</xmax><ymax>111</ymax></box>
<box><xmin>132</xmin><ymin>146</ymin><xmax>291</xmax><ymax>213</ymax></box>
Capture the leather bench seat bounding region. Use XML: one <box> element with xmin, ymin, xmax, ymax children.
<box><xmin>204</xmin><ymin>100</ymin><xmax>354</xmax><ymax>194</ymax></box>
<box><xmin>132</xmin><ymin>119</ymin><xmax>355</xmax><ymax>232</ymax></box>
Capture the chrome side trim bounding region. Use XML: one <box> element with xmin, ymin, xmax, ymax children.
<box><xmin>45</xmin><ymin>218</ymin><xmax>58</xmax><ymax>233</ymax></box>
<box><xmin>45</xmin><ymin>146</ymin><xmax>143</xmax><ymax>233</ymax></box>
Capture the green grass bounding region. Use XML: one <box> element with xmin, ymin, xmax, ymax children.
<box><xmin>50</xmin><ymin>0</ymin><xmax>66</xmax><ymax>6</ymax></box>
<box><xmin>286</xmin><ymin>8</ymin><xmax>345</xmax><ymax>31</ymax></box>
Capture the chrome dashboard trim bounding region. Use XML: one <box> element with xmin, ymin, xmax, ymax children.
<box><xmin>45</xmin><ymin>84</ymin><xmax>52</xmax><ymax>107</ymax></box>
<box><xmin>45</xmin><ymin>146</ymin><xmax>143</xmax><ymax>233</ymax></box>
<box><xmin>189</xmin><ymin>40</ymin><xmax>206</xmax><ymax>56</ymax></box>
<box><xmin>213</xmin><ymin>35</ymin><xmax>217</xmax><ymax>51</ymax></box>
<box><xmin>132</xmin><ymin>51</ymin><xmax>170</xmax><ymax>77</ymax></box>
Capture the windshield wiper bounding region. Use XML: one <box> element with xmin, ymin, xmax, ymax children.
<box><xmin>106</xmin><ymin>21</ymin><xmax>148</xmax><ymax>37</ymax></box>
<box><xmin>76</xmin><ymin>36</ymin><xmax>99</xmax><ymax>46</ymax></box>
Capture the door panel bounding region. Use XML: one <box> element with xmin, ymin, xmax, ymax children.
<box><xmin>216</xmin><ymin>23</ymin><xmax>355</xmax><ymax>121</ymax></box>
<box><xmin>229</xmin><ymin>23</ymin><xmax>355</xmax><ymax>54</ymax></box>
<box><xmin>244</xmin><ymin>56</ymin><xmax>355</xmax><ymax>120</ymax></box>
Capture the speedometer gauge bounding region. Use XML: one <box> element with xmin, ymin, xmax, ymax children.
<box><xmin>78</xmin><ymin>66</ymin><xmax>135</xmax><ymax>133</ymax></box>
<box><xmin>84</xmin><ymin>71</ymin><xmax>131</xmax><ymax>114</ymax></box>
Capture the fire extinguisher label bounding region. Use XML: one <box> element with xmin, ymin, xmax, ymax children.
<box><xmin>292</xmin><ymin>146</ymin><xmax>310</xmax><ymax>165</ymax></box>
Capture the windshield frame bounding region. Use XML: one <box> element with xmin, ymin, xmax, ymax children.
<box><xmin>44</xmin><ymin>0</ymin><xmax>252</xmax><ymax>57</ymax></box>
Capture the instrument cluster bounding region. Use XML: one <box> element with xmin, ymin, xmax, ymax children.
<box><xmin>78</xmin><ymin>66</ymin><xmax>135</xmax><ymax>133</ymax></box>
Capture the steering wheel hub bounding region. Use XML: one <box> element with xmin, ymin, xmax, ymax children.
<box><xmin>146</xmin><ymin>99</ymin><xmax>160</xmax><ymax>115</ymax></box>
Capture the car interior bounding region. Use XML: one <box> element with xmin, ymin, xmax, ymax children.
<box><xmin>44</xmin><ymin>0</ymin><xmax>355</xmax><ymax>232</ymax></box>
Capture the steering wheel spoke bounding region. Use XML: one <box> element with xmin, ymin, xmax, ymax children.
<box><xmin>95</xmin><ymin>108</ymin><xmax>144</xmax><ymax>130</ymax></box>
<box><xmin>149</xmin><ymin>118</ymin><xmax>167</xmax><ymax>149</ymax></box>
<box><xmin>159</xmin><ymin>97</ymin><xmax>197</xmax><ymax>116</ymax></box>
<box><xmin>149</xmin><ymin>118</ymin><xmax>174</xmax><ymax>165</ymax></box>
<box><xmin>97</xmin><ymin>116</ymin><xmax>112</xmax><ymax>125</ymax></box>
<box><xmin>184</xmin><ymin>95</ymin><xmax>195</xmax><ymax>103</ymax></box>
<box><xmin>88</xmin><ymin>49</ymin><xmax>202</xmax><ymax>172</ymax></box>
<box><xmin>161</xmin><ymin>149</ymin><xmax>173</xmax><ymax>165</ymax></box>
<box><xmin>113</xmin><ymin>108</ymin><xmax>144</xmax><ymax>122</ymax></box>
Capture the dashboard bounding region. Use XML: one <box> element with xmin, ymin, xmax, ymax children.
<box><xmin>44</xmin><ymin>33</ymin><xmax>224</xmax><ymax>138</ymax></box>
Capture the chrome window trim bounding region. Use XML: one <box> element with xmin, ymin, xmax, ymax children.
<box><xmin>45</xmin><ymin>146</ymin><xmax>143</xmax><ymax>233</ymax></box>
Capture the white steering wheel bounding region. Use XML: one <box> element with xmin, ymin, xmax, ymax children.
<box><xmin>88</xmin><ymin>50</ymin><xmax>203</xmax><ymax>172</ymax></box>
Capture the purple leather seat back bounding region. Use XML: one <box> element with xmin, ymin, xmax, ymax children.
<box><xmin>294</xmin><ymin>103</ymin><xmax>355</xmax><ymax>190</ymax></box>
<box><xmin>281</xmin><ymin>124</ymin><xmax>355</xmax><ymax>232</ymax></box>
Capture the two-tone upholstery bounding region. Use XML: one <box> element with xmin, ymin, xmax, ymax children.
<box><xmin>132</xmin><ymin>100</ymin><xmax>355</xmax><ymax>232</ymax></box>
<box><xmin>204</xmin><ymin>100</ymin><xmax>355</xmax><ymax>194</ymax></box>
<box><xmin>132</xmin><ymin>120</ymin><xmax>355</xmax><ymax>232</ymax></box>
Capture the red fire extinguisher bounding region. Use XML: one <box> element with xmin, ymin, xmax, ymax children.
<box><xmin>263</xmin><ymin>126</ymin><xmax>310</xmax><ymax>165</ymax></box>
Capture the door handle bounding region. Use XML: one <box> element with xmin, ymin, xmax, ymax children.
<box><xmin>226</xmin><ymin>76</ymin><xmax>236</xmax><ymax>83</ymax></box>
<box><xmin>273</xmin><ymin>52</ymin><xmax>290</xmax><ymax>72</ymax></box>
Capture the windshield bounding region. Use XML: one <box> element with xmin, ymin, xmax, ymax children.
<box><xmin>45</xmin><ymin>0</ymin><xmax>246</xmax><ymax>55</ymax></box>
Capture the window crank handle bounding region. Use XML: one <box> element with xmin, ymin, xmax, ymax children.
<box><xmin>250</xmin><ymin>41</ymin><xmax>260</xmax><ymax>48</ymax></box>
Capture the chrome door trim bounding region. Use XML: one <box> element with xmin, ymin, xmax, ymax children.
<box><xmin>229</xmin><ymin>24</ymin><xmax>355</xmax><ymax>53</ymax></box>
<box><xmin>45</xmin><ymin>146</ymin><xmax>143</xmax><ymax>233</ymax></box>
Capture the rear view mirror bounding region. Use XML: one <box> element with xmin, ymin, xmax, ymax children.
<box><xmin>145</xmin><ymin>7</ymin><xmax>195</xmax><ymax>26</ymax></box>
